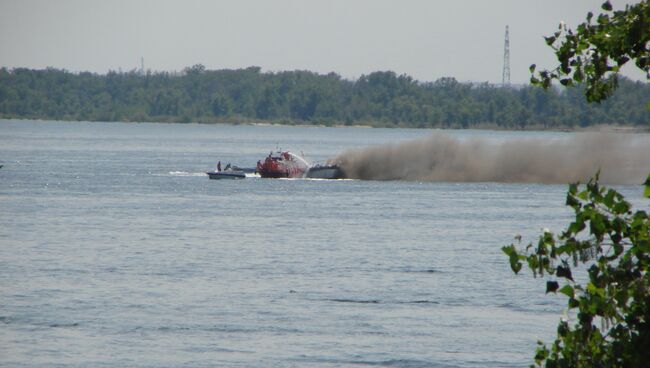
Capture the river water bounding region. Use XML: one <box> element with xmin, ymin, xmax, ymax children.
<box><xmin>0</xmin><ymin>120</ymin><xmax>646</xmax><ymax>367</ymax></box>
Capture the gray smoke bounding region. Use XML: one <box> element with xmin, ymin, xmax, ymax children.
<box><xmin>333</xmin><ymin>132</ymin><xmax>650</xmax><ymax>184</ymax></box>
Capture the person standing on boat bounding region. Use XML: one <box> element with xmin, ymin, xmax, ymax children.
<box><xmin>217</xmin><ymin>161</ymin><xmax>221</xmax><ymax>172</ymax></box>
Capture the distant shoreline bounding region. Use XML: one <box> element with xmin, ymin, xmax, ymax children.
<box><xmin>2</xmin><ymin>116</ymin><xmax>649</xmax><ymax>134</ymax></box>
<box><xmin>2</xmin><ymin>68</ymin><xmax>648</xmax><ymax>131</ymax></box>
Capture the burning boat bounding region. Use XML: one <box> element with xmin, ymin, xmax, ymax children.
<box><xmin>256</xmin><ymin>151</ymin><xmax>309</xmax><ymax>178</ymax></box>
<box><xmin>305</xmin><ymin>163</ymin><xmax>346</xmax><ymax>179</ymax></box>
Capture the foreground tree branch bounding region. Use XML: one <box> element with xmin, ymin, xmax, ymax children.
<box><xmin>503</xmin><ymin>173</ymin><xmax>650</xmax><ymax>367</ymax></box>
<box><xmin>530</xmin><ymin>1</ymin><xmax>650</xmax><ymax>104</ymax></box>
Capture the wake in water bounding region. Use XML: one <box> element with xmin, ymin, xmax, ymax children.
<box><xmin>167</xmin><ymin>171</ymin><xmax>207</xmax><ymax>177</ymax></box>
<box><xmin>333</xmin><ymin>132</ymin><xmax>650</xmax><ymax>184</ymax></box>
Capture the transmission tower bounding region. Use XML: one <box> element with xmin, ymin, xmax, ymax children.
<box><xmin>502</xmin><ymin>25</ymin><xmax>511</xmax><ymax>86</ymax></box>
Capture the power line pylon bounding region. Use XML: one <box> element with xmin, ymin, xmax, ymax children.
<box><xmin>502</xmin><ymin>25</ymin><xmax>511</xmax><ymax>86</ymax></box>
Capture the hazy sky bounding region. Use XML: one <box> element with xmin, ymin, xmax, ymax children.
<box><xmin>0</xmin><ymin>0</ymin><xmax>644</xmax><ymax>84</ymax></box>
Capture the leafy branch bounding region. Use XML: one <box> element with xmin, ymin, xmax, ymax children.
<box><xmin>502</xmin><ymin>173</ymin><xmax>650</xmax><ymax>367</ymax></box>
<box><xmin>530</xmin><ymin>1</ymin><xmax>650</xmax><ymax>104</ymax></box>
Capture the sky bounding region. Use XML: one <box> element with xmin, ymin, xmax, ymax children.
<box><xmin>0</xmin><ymin>0</ymin><xmax>645</xmax><ymax>84</ymax></box>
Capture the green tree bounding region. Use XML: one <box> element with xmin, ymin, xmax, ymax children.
<box><xmin>503</xmin><ymin>175</ymin><xmax>650</xmax><ymax>367</ymax></box>
<box><xmin>530</xmin><ymin>1</ymin><xmax>649</xmax><ymax>104</ymax></box>
<box><xmin>1</xmin><ymin>65</ymin><xmax>648</xmax><ymax>127</ymax></box>
<box><xmin>211</xmin><ymin>93</ymin><xmax>232</xmax><ymax>117</ymax></box>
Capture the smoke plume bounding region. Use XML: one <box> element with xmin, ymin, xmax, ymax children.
<box><xmin>333</xmin><ymin>132</ymin><xmax>650</xmax><ymax>184</ymax></box>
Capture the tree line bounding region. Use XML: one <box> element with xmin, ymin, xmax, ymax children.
<box><xmin>0</xmin><ymin>65</ymin><xmax>648</xmax><ymax>128</ymax></box>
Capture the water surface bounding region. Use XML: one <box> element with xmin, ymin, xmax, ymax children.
<box><xmin>1</xmin><ymin>120</ymin><xmax>645</xmax><ymax>367</ymax></box>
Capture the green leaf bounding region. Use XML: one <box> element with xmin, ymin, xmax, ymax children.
<box><xmin>578</xmin><ymin>189</ymin><xmax>589</xmax><ymax>200</ymax></box>
<box><xmin>566</xmin><ymin>192</ymin><xmax>581</xmax><ymax>209</ymax></box>
<box><xmin>557</xmin><ymin>265</ymin><xmax>574</xmax><ymax>281</ymax></box>
<box><xmin>638</xmin><ymin>239</ymin><xmax>650</xmax><ymax>253</ymax></box>
<box><xmin>601</xmin><ymin>1</ymin><xmax>612</xmax><ymax>11</ymax></box>
<box><xmin>534</xmin><ymin>345</ymin><xmax>549</xmax><ymax>364</ymax></box>
<box><xmin>557</xmin><ymin>320</ymin><xmax>569</xmax><ymax>336</ymax></box>
<box><xmin>613</xmin><ymin>200</ymin><xmax>631</xmax><ymax>214</ymax></box>
<box><xmin>568</xmin><ymin>183</ymin><xmax>578</xmax><ymax>195</ymax></box>
<box><xmin>502</xmin><ymin>245</ymin><xmax>523</xmax><ymax>274</ymax></box>
<box><xmin>529</xmin><ymin>64</ymin><xmax>537</xmax><ymax>73</ymax></box>
<box><xmin>587</xmin><ymin>282</ymin><xmax>605</xmax><ymax>298</ymax></box>
<box><xmin>559</xmin><ymin>284</ymin><xmax>574</xmax><ymax>298</ymax></box>
<box><xmin>603</xmin><ymin>189</ymin><xmax>616</xmax><ymax>208</ymax></box>
<box><xmin>644</xmin><ymin>174</ymin><xmax>650</xmax><ymax>198</ymax></box>
<box><xmin>573</xmin><ymin>67</ymin><xmax>584</xmax><ymax>83</ymax></box>
<box><xmin>568</xmin><ymin>218</ymin><xmax>585</xmax><ymax>234</ymax></box>
<box><xmin>546</xmin><ymin>281</ymin><xmax>560</xmax><ymax>293</ymax></box>
<box><xmin>590</xmin><ymin>213</ymin><xmax>607</xmax><ymax>239</ymax></box>
<box><xmin>597</xmin><ymin>14</ymin><xmax>610</xmax><ymax>25</ymax></box>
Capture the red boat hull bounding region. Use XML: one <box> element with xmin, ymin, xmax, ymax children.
<box><xmin>257</xmin><ymin>167</ymin><xmax>293</xmax><ymax>178</ymax></box>
<box><xmin>256</xmin><ymin>151</ymin><xmax>308</xmax><ymax>178</ymax></box>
